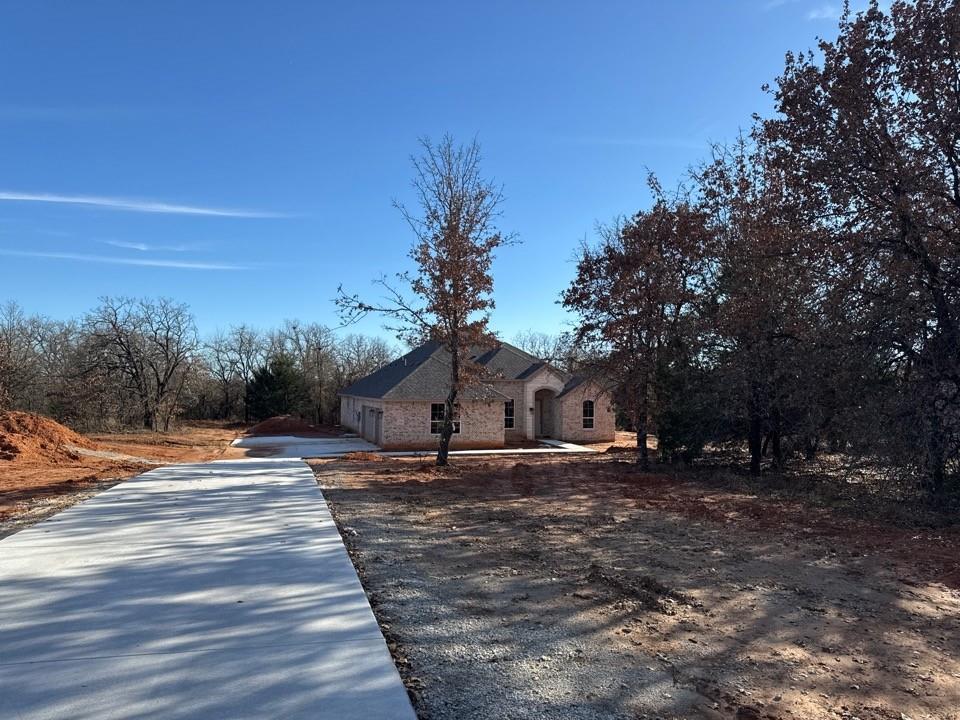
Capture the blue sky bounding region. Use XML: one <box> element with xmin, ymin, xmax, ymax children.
<box><xmin>0</xmin><ymin>0</ymin><xmax>851</xmax><ymax>341</ymax></box>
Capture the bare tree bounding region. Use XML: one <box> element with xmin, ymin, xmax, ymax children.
<box><xmin>337</xmin><ymin>334</ymin><xmax>393</xmax><ymax>374</ymax></box>
<box><xmin>512</xmin><ymin>330</ymin><xmax>580</xmax><ymax>372</ymax></box>
<box><xmin>337</xmin><ymin>135</ymin><xmax>513</xmax><ymax>465</ymax></box>
<box><xmin>226</xmin><ymin>325</ymin><xmax>266</xmax><ymax>421</ymax></box>
<box><xmin>205</xmin><ymin>331</ymin><xmax>239</xmax><ymax>419</ymax></box>
<box><xmin>333</xmin><ymin>334</ymin><xmax>394</xmax><ymax>387</ymax></box>
<box><xmin>0</xmin><ymin>336</ymin><xmax>12</xmax><ymax>410</ymax></box>
<box><xmin>271</xmin><ymin>321</ymin><xmax>337</xmax><ymax>424</ymax></box>
<box><xmin>87</xmin><ymin>297</ymin><xmax>199</xmax><ymax>431</ymax></box>
<box><xmin>0</xmin><ymin>297</ymin><xmax>393</xmax><ymax>433</ymax></box>
<box><xmin>0</xmin><ymin>302</ymin><xmax>44</xmax><ymax>412</ymax></box>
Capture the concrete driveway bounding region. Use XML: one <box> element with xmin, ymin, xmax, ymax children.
<box><xmin>0</xmin><ymin>459</ymin><xmax>414</xmax><ymax>720</ymax></box>
<box><xmin>231</xmin><ymin>435</ymin><xmax>379</xmax><ymax>458</ymax></box>
<box><xmin>231</xmin><ymin>435</ymin><xmax>597</xmax><ymax>459</ymax></box>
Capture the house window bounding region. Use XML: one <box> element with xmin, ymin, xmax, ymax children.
<box><xmin>504</xmin><ymin>400</ymin><xmax>515</xmax><ymax>429</ymax></box>
<box><xmin>582</xmin><ymin>400</ymin><xmax>595</xmax><ymax>429</ymax></box>
<box><xmin>430</xmin><ymin>403</ymin><xmax>461</xmax><ymax>434</ymax></box>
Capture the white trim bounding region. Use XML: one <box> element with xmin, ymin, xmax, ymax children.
<box><xmin>582</xmin><ymin>399</ymin><xmax>596</xmax><ymax>430</ymax></box>
<box><xmin>504</xmin><ymin>399</ymin><xmax>515</xmax><ymax>429</ymax></box>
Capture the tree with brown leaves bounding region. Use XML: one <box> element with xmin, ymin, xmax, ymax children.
<box><xmin>697</xmin><ymin>136</ymin><xmax>829</xmax><ymax>475</ymax></box>
<box><xmin>562</xmin><ymin>178</ymin><xmax>713</xmax><ymax>469</ymax></box>
<box><xmin>766</xmin><ymin>0</ymin><xmax>960</xmax><ymax>494</ymax></box>
<box><xmin>337</xmin><ymin>136</ymin><xmax>512</xmax><ymax>465</ymax></box>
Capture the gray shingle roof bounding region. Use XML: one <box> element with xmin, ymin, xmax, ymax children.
<box><xmin>339</xmin><ymin>341</ymin><xmax>508</xmax><ymax>401</ymax></box>
<box><xmin>469</xmin><ymin>344</ymin><xmax>542</xmax><ymax>380</ymax></box>
<box><xmin>556</xmin><ymin>375</ymin><xmax>587</xmax><ymax>398</ymax></box>
<box><xmin>340</xmin><ymin>339</ymin><xmax>598</xmax><ymax>402</ymax></box>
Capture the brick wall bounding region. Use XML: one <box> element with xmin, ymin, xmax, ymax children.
<box><xmin>342</xmin><ymin>380</ymin><xmax>614</xmax><ymax>449</ymax></box>
<box><xmin>557</xmin><ymin>383</ymin><xmax>616</xmax><ymax>443</ymax></box>
<box><xmin>380</xmin><ymin>399</ymin><xmax>505</xmax><ymax>450</ymax></box>
<box><xmin>489</xmin><ymin>380</ymin><xmax>524</xmax><ymax>441</ymax></box>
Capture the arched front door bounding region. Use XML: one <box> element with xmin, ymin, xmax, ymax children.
<box><xmin>534</xmin><ymin>388</ymin><xmax>557</xmax><ymax>438</ymax></box>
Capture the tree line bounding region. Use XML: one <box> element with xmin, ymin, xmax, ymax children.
<box><xmin>2</xmin><ymin>1</ymin><xmax>955</xmax><ymax>498</ymax></box>
<box><xmin>562</xmin><ymin>0</ymin><xmax>960</xmax><ymax>499</ymax></box>
<box><xmin>0</xmin><ymin>297</ymin><xmax>392</xmax><ymax>431</ymax></box>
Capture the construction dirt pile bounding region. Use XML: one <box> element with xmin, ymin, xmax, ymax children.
<box><xmin>1</xmin><ymin>422</ymin><xmax>243</xmax><ymax>534</ymax></box>
<box><xmin>0</xmin><ymin>411</ymin><xmax>95</xmax><ymax>463</ymax></box>
<box><xmin>245</xmin><ymin>415</ymin><xmax>324</xmax><ymax>436</ymax></box>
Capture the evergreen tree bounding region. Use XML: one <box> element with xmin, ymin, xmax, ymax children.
<box><xmin>245</xmin><ymin>354</ymin><xmax>309</xmax><ymax>421</ymax></box>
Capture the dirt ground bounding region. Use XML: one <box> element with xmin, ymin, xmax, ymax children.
<box><xmin>313</xmin><ymin>455</ymin><xmax>960</xmax><ymax>720</ymax></box>
<box><xmin>0</xmin><ymin>423</ymin><xmax>245</xmax><ymax>537</ymax></box>
<box><xmin>85</xmin><ymin>424</ymin><xmax>248</xmax><ymax>463</ymax></box>
<box><xmin>582</xmin><ymin>429</ymin><xmax>658</xmax><ymax>453</ymax></box>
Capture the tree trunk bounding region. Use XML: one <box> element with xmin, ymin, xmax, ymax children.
<box><xmin>749</xmin><ymin>419</ymin><xmax>762</xmax><ymax>476</ymax></box>
<box><xmin>771</xmin><ymin>431</ymin><xmax>784</xmax><ymax>470</ymax></box>
<box><xmin>634</xmin><ymin>385</ymin><xmax>649</xmax><ymax>471</ymax></box>
<box><xmin>927</xmin><ymin>409</ymin><xmax>947</xmax><ymax>498</ymax></box>
<box><xmin>748</xmin><ymin>383</ymin><xmax>763</xmax><ymax>476</ymax></box>
<box><xmin>437</xmin><ymin>347</ymin><xmax>460</xmax><ymax>467</ymax></box>
<box><xmin>635</xmin><ymin>416</ymin><xmax>649</xmax><ymax>470</ymax></box>
<box><xmin>142</xmin><ymin>397</ymin><xmax>155</xmax><ymax>431</ymax></box>
<box><xmin>770</xmin><ymin>406</ymin><xmax>784</xmax><ymax>470</ymax></box>
<box><xmin>437</xmin><ymin>388</ymin><xmax>457</xmax><ymax>467</ymax></box>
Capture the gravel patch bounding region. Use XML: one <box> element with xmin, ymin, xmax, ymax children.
<box><xmin>314</xmin><ymin>456</ymin><xmax>960</xmax><ymax>720</ymax></box>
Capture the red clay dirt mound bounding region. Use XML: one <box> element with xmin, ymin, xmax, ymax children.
<box><xmin>0</xmin><ymin>411</ymin><xmax>95</xmax><ymax>463</ymax></box>
<box><xmin>245</xmin><ymin>415</ymin><xmax>330</xmax><ymax>437</ymax></box>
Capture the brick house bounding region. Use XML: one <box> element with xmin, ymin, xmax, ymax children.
<box><xmin>338</xmin><ymin>340</ymin><xmax>616</xmax><ymax>449</ymax></box>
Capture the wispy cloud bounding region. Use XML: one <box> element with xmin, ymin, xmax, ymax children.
<box><xmin>0</xmin><ymin>191</ymin><xmax>287</xmax><ymax>218</ymax></box>
<box><xmin>0</xmin><ymin>248</ymin><xmax>248</xmax><ymax>270</ymax></box>
<box><xmin>102</xmin><ymin>239</ymin><xmax>190</xmax><ymax>252</ymax></box>
<box><xmin>807</xmin><ymin>3</ymin><xmax>841</xmax><ymax>19</ymax></box>
<box><xmin>763</xmin><ymin>0</ymin><xmax>800</xmax><ymax>10</ymax></box>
